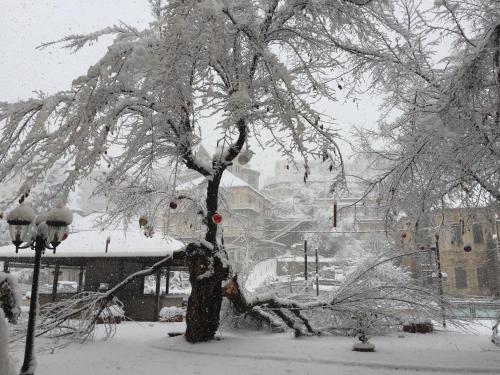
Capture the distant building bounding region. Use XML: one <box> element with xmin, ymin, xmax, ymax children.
<box><xmin>164</xmin><ymin>170</ymin><xmax>272</xmax><ymax>270</ymax></box>
<box><xmin>400</xmin><ymin>207</ymin><xmax>500</xmax><ymax>298</ymax></box>
<box><xmin>261</xmin><ymin>156</ymin><xmax>386</xmax><ymax>259</ymax></box>
<box><xmin>228</xmin><ymin>158</ymin><xmax>260</xmax><ymax>189</ymax></box>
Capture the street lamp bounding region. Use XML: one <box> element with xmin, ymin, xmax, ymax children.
<box><xmin>6</xmin><ymin>203</ymin><xmax>72</xmax><ymax>375</ymax></box>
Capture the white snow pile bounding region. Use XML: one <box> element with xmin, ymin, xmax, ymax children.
<box><xmin>6</xmin><ymin>203</ymin><xmax>35</xmax><ymax>224</ymax></box>
<box><xmin>159</xmin><ymin>306</ymin><xmax>185</xmax><ymax>322</ymax></box>
<box><xmin>44</xmin><ymin>206</ymin><xmax>73</xmax><ymax>225</ymax></box>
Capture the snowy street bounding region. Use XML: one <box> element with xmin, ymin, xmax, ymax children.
<box><xmin>10</xmin><ymin>321</ymin><xmax>499</xmax><ymax>375</ymax></box>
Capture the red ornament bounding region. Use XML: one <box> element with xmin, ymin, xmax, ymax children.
<box><xmin>211</xmin><ymin>213</ymin><xmax>222</xmax><ymax>224</ymax></box>
<box><xmin>169</xmin><ymin>201</ymin><xmax>178</xmax><ymax>209</ymax></box>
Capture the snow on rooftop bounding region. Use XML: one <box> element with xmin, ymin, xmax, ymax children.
<box><xmin>176</xmin><ymin>170</ymin><xmax>269</xmax><ymax>201</ymax></box>
<box><xmin>176</xmin><ymin>171</ymin><xmax>251</xmax><ymax>191</ymax></box>
<box><xmin>0</xmin><ymin>213</ymin><xmax>184</xmax><ymax>258</ymax></box>
<box><xmin>276</xmin><ymin>254</ymin><xmax>336</xmax><ymax>263</ymax></box>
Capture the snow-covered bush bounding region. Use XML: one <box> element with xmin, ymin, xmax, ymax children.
<box><xmin>351</xmin><ymin>311</ymin><xmax>377</xmax><ymax>343</ymax></box>
<box><xmin>0</xmin><ymin>273</ymin><xmax>19</xmax><ymax>375</ymax></box>
<box><xmin>159</xmin><ymin>306</ymin><xmax>185</xmax><ymax>322</ymax></box>
<box><xmin>0</xmin><ymin>272</ymin><xmax>21</xmax><ymax>324</ymax></box>
<box><xmin>0</xmin><ymin>309</ymin><xmax>16</xmax><ymax>375</ymax></box>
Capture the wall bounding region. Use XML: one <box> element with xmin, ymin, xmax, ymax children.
<box><xmin>400</xmin><ymin>208</ymin><xmax>500</xmax><ymax>298</ymax></box>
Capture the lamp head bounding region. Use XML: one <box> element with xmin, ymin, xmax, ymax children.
<box><xmin>6</xmin><ymin>204</ymin><xmax>35</xmax><ymax>252</ymax></box>
<box><xmin>44</xmin><ymin>207</ymin><xmax>73</xmax><ymax>251</ymax></box>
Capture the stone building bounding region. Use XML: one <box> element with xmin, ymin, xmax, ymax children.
<box><xmin>165</xmin><ymin>170</ymin><xmax>272</xmax><ymax>269</ymax></box>
<box><xmin>400</xmin><ymin>207</ymin><xmax>500</xmax><ymax>298</ymax></box>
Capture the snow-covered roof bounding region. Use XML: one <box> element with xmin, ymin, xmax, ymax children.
<box><xmin>0</xmin><ymin>213</ymin><xmax>184</xmax><ymax>258</ymax></box>
<box><xmin>176</xmin><ymin>171</ymin><xmax>268</xmax><ymax>199</ymax></box>
<box><xmin>276</xmin><ymin>254</ymin><xmax>336</xmax><ymax>263</ymax></box>
<box><xmin>176</xmin><ymin>171</ymin><xmax>249</xmax><ymax>190</ymax></box>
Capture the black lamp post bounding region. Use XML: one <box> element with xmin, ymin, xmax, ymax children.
<box><xmin>6</xmin><ymin>204</ymin><xmax>72</xmax><ymax>375</ymax></box>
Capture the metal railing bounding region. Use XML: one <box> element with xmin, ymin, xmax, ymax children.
<box><xmin>447</xmin><ymin>299</ymin><xmax>500</xmax><ymax>319</ymax></box>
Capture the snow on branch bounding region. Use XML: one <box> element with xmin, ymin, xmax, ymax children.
<box><xmin>224</xmin><ymin>250</ymin><xmax>457</xmax><ymax>337</ymax></box>
<box><xmin>2</xmin><ymin>0</ymin><xmax>416</xmax><ymax>207</ymax></box>
<box><xmin>9</xmin><ymin>253</ymin><xmax>178</xmax><ymax>346</ymax></box>
<box><xmin>37</xmin><ymin>24</ymin><xmax>141</xmax><ymax>52</ymax></box>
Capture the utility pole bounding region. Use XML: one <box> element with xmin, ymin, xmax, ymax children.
<box><xmin>494</xmin><ymin>217</ymin><xmax>500</xmax><ymax>297</ymax></box>
<box><xmin>304</xmin><ymin>240</ymin><xmax>308</xmax><ymax>292</ymax></box>
<box><xmin>434</xmin><ymin>234</ymin><xmax>446</xmax><ymax>328</ymax></box>
<box><xmin>315</xmin><ymin>248</ymin><xmax>319</xmax><ymax>297</ymax></box>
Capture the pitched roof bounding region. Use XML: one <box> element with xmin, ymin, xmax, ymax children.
<box><xmin>0</xmin><ymin>213</ymin><xmax>184</xmax><ymax>258</ymax></box>
<box><xmin>176</xmin><ymin>170</ymin><xmax>269</xmax><ymax>200</ymax></box>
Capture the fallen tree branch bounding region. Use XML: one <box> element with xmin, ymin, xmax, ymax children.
<box><xmin>10</xmin><ymin>251</ymin><xmax>179</xmax><ymax>345</ymax></box>
<box><xmin>222</xmin><ymin>251</ymin><xmax>459</xmax><ymax>337</ymax></box>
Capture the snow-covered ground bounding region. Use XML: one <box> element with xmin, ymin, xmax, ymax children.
<box><xmin>8</xmin><ymin>320</ymin><xmax>500</xmax><ymax>375</ymax></box>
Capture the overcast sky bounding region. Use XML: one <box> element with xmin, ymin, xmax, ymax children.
<box><xmin>0</xmin><ymin>0</ymin><xmax>381</xmax><ymax>183</ymax></box>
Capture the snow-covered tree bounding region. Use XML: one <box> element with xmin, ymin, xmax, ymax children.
<box><xmin>0</xmin><ymin>0</ymin><xmax>422</xmax><ymax>342</ymax></box>
<box><xmin>354</xmin><ymin>0</ymin><xmax>500</xmax><ymax>225</ymax></box>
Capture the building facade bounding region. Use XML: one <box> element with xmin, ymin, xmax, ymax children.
<box><xmin>400</xmin><ymin>207</ymin><xmax>500</xmax><ymax>298</ymax></box>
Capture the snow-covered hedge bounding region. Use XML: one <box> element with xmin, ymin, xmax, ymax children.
<box><xmin>0</xmin><ymin>272</ymin><xmax>22</xmax><ymax>324</ymax></box>
<box><xmin>159</xmin><ymin>306</ymin><xmax>185</xmax><ymax>322</ymax></box>
<box><xmin>0</xmin><ymin>309</ymin><xmax>17</xmax><ymax>375</ymax></box>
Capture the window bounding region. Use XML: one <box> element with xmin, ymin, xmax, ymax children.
<box><xmin>455</xmin><ymin>267</ymin><xmax>467</xmax><ymax>289</ymax></box>
<box><xmin>472</xmin><ymin>223</ymin><xmax>484</xmax><ymax>244</ymax></box>
<box><xmin>451</xmin><ymin>224</ymin><xmax>462</xmax><ymax>245</ymax></box>
<box><xmin>477</xmin><ymin>266</ymin><xmax>490</xmax><ymax>289</ymax></box>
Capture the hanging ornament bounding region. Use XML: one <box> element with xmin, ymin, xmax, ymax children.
<box><xmin>139</xmin><ymin>215</ymin><xmax>148</xmax><ymax>227</ymax></box>
<box><xmin>169</xmin><ymin>201</ymin><xmax>178</xmax><ymax>209</ymax></box>
<box><xmin>105</xmin><ymin>236</ymin><xmax>111</xmax><ymax>253</ymax></box>
<box><xmin>333</xmin><ymin>200</ymin><xmax>337</xmax><ymax>228</ymax></box>
<box><xmin>238</xmin><ymin>144</ymin><xmax>254</xmax><ymax>165</ymax></box>
<box><xmin>464</xmin><ymin>244</ymin><xmax>472</xmax><ymax>253</ymax></box>
<box><xmin>212</xmin><ymin>213</ymin><xmax>223</xmax><ymax>225</ymax></box>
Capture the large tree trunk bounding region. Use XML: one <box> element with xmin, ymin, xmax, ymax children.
<box><xmin>185</xmin><ymin>174</ymin><xmax>229</xmax><ymax>343</ymax></box>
